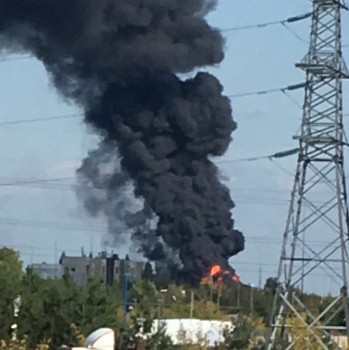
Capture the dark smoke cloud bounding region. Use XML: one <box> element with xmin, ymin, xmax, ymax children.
<box><xmin>76</xmin><ymin>141</ymin><xmax>172</xmax><ymax>262</ymax></box>
<box><xmin>0</xmin><ymin>0</ymin><xmax>244</xmax><ymax>282</ymax></box>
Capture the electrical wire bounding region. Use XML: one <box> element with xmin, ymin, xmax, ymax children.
<box><xmin>0</xmin><ymin>145</ymin><xmax>299</xmax><ymax>192</ymax></box>
<box><xmin>228</xmin><ymin>87</ymin><xmax>282</xmax><ymax>98</ymax></box>
<box><xmin>0</xmin><ymin>171</ymin><xmax>307</xmax><ymax>196</ymax></box>
<box><xmin>0</xmin><ymin>114</ymin><xmax>82</xmax><ymax>127</ymax></box>
<box><xmin>0</xmin><ymin>99</ymin><xmax>342</xmax><ymax>130</ymax></box>
<box><xmin>221</xmin><ymin>12</ymin><xmax>312</xmax><ymax>33</ymax></box>
<box><xmin>0</xmin><ymin>234</ymin><xmax>340</xmax><ymax>253</ymax></box>
<box><xmin>228</xmin><ymin>82</ymin><xmax>306</xmax><ymax>98</ymax></box>
<box><xmin>1</xmin><ymin>182</ymin><xmax>335</xmax><ymax>209</ymax></box>
<box><xmin>216</xmin><ymin>148</ymin><xmax>298</xmax><ymax>164</ymax></box>
<box><xmin>0</xmin><ymin>11</ymin><xmax>312</xmax><ymax>65</ymax></box>
<box><xmin>269</xmin><ymin>158</ymin><xmax>295</xmax><ymax>177</ymax></box>
<box><xmin>0</xmin><ymin>55</ymin><xmax>33</xmax><ymax>62</ymax></box>
<box><xmin>221</xmin><ymin>20</ymin><xmax>282</xmax><ymax>33</ymax></box>
<box><xmin>0</xmin><ymin>177</ymin><xmax>74</xmax><ymax>187</ymax></box>
<box><xmin>281</xmin><ymin>89</ymin><xmax>303</xmax><ymax>109</ymax></box>
<box><xmin>0</xmin><ymin>81</ymin><xmax>306</xmax><ymax>127</ymax></box>
<box><xmin>0</xmin><ymin>216</ymin><xmax>108</xmax><ymax>234</ymax></box>
<box><xmin>281</xmin><ymin>22</ymin><xmax>309</xmax><ymax>44</ymax></box>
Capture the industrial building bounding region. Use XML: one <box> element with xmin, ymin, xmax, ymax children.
<box><xmin>58</xmin><ymin>251</ymin><xmax>146</xmax><ymax>286</ymax></box>
<box><xmin>29</xmin><ymin>251</ymin><xmax>146</xmax><ymax>286</ymax></box>
<box><xmin>29</xmin><ymin>262</ymin><xmax>63</xmax><ymax>279</ymax></box>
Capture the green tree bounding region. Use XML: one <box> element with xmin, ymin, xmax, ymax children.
<box><xmin>0</xmin><ymin>248</ymin><xmax>24</xmax><ymax>279</ymax></box>
<box><xmin>37</xmin><ymin>274</ymin><xmax>84</xmax><ymax>349</ymax></box>
<box><xmin>264</xmin><ymin>277</ymin><xmax>277</xmax><ymax>295</ymax></box>
<box><xmin>153</xmin><ymin>269</ymin><xmax>171</xmax><ymax>290</ymax></box>
<box><xmin>81</xmin><ymin>277</ymin><xmax>120</xmax><ymax>334</ymax></box>
<box><xmin>116</xmin><ymin>312</ymin><xmax>174</xmax><ymax>350</ymax></box>
<box><xmin>0</xmin><ymin>248</ymin><xmax>24</xmax><ymax>341</ymax></box>
<box><xmin>129</xmin><ymin>280</ymin><xmax>158</xmax><ymax>306</ymax></box>
<box><xmin>142</xmin><ymin>262</ymin><xmax>154</xmax><ymax>281</ymax></box>
<box><xmin>223</xmin><ymin>315</ymin><xmax>251</xmax><ymax>349</ymax></box>
<box><xmin>18</xmin><ymin>268</ymin><xmax>46</xmax><ymax>348</ymax></box>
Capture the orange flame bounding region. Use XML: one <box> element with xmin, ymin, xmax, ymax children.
<box><xmin>232</xmin><ymin>274</ymin><xmax>240</xmax><ymax>283</ymax></box>
<box><xmin>200</xmin><ymin>264</ymin><xmax>240</xmax><ymax>286</ymax></box>
<box><xmin>210</xmin><ymin>265</ymin><xmax>222</xmax><ymax>277</ymax></box>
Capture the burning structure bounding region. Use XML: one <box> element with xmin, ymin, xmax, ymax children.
<box><xmin>0</xmin><ymin>0</ymin><xmax>244</xmax><ymax>283</ymax></box>
<box><xmin>201</xmin><ymin>265</ymin><xmax>240</xmax><ymax>287</ymax></box>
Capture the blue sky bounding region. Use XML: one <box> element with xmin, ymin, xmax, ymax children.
<box><xmin>0</xmin><ymin>0</ymin><xmax>348</xmax><ymax>292</ymax></box>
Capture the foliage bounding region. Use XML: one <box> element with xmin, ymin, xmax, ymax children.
<box><xmin>142</xmin><ymin>262</ymin><xmax>154</xmax><ymax>282</ymax></box>
<box><xmin>0</xmin><ymin>337</ymin><xmax>27</xmax><ymax>350</ymax></box>
<box><xmin>284</xmin><ymin>313</ymin><xmax>337</xmax><ymax>350</ymax></box>
<box><xmin>222</xmin><ymin>315</ymin><xmax>266</xmax><ymax>350</ymax></box>
<box><xmin>0</xmin><ymin>248</ymin><xmax>24</xmax><ymax>341</ymax></box>
<box><xmin>163</xmin><ymin>299</ymin><xmax>227</xmax><ymax>320</ymax></box>
<box><xmin>264</xmin><ymin>277</ymin><xmax>277</xmax><ymax>295</ymax></box>
<box><xmin>115</xmin><ymin>313</ymin><xmax>174</xmax><ymax>350</ymax></box>
<box><xmin>2</xmin><ymin>247</ymin><xmax>344</xmax><ymax>350</ymax></box>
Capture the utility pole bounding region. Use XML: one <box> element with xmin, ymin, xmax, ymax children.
<box><xmin>258</xmin><ymin>265</ymin><xmax>263</xmax><ymax>289</ymax></box>
<box><xmin>266</xmin><ymin>0</ymin><xmax>349</xmax><ymax>349</ymax></box>
<box><xmin>250</xmin><ymin>284</ymin><xmax>254</xmax><ymax>316</ymax></box>
<box><xmin>124</xmin><ymin>274</ymin><xmax>129</xmax><ymax>324</ymax></box>
<box><xmin>54</xmin><ymin>241</ymin><xmax>58</xmax><ymax>278</ymax></box>
<box><xmin>190</xmin><ymin>290</ymin><xmax>194</xmax><ymax>318</ymax></box>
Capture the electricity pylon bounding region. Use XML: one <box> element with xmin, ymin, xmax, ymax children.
<box><xmin>266</xmin><ymin>0</ymin><xmax>349</xmax><ymax>349</ymax></box>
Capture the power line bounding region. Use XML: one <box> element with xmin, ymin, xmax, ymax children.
<box><xmin>2</xmin><ymin>104</ymin><xmax>344</xmax><ymax>131</ymax></box>
<box><xmin>2</xmin><ymin>175</ymin><xmax>341</xmax><ymax>207</ymax></box>
<box><xmin>0</xmin><ymin>177</ymin><xmax>74</xmax><ymax>187</ymax></box>
<box><xmin>1</xmin><ymin>236</ymin><xmax>339</xmax><ymax>255</ymax></box>
<box><xmin>0</xmin><ymin>114</ymin><xmax>82</xmax><ymax>127</ymax></box>
<box><xmin>228</xmin><ymin>87</ymin><xmax>282</xmax><ymax>98</ymax></box>
<box><xmin>0</xmin><ymin>105</ymin><xmax>299</xmax><ymax>128</ymax></box>
<box><xmin>221</xmin><ymin>12</ymin><xmax>312</xmax><ymax>33</ymax></box>
<box><xmin>0</xmin><ymin>11</ymin><xmax>314</xmax><ymax>68</ymax></box>
<box><xmin>2</xmin><ymin>133</ymin><xmax>349</xmax><ymax>192</ymax></box>
<box><xmin>0</xmin><ymin>55</ymin><xmax>33</xmax><ymax>62</ymax></box>
<box><xmin>0</xmin><ymin>172</ymin><xmax>309</xmax><ymax>196</ymax></box>
<box><xmin>228</xmin><ymin>81</ymin><xmax>306</xmax><ymax>98</ymax></box>
<box><xmin>222</xmin><ymin>20</ymin><xmax>282</xmax><ymax>33</ymax></box>
<box><xmin>0</xmin><ymin>82</ymin><xmax>305</xmax><ymax>127</ymax></box>
<box><xmin>281</xmin><ymin>22</ymin><xmax>309</xmax><ymax>44</ymax></box>
<box><xmin>0</xmin><ymin>147</ymin><xmax>297</xmax><ymax>187</ymax></box>
<box><xmin>0</xmin><ymin>216</ymin><xmax>108</xmax><ymax>234</ymax></box>
<box><xmin>217</xmin><ymin>147</ymin><xmax>299</xmax><ymax>164</ymax></box>
<box><xmin>0</xmin><ymin>12</ymin><xmax>312</xmax><ymax>65</ymax></box>
<box><xmin>0</xmin><ymin>178</ymin><xmax>296</xmax><ymax>207</ymax></box>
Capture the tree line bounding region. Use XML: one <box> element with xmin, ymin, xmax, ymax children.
<box><xmin>0</xmin><ymin>247</ymin><xmax>343</xmax><ymax>350</ymax></box>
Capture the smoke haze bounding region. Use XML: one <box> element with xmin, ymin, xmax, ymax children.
<box><xmin>0</xmin><ymin>0</ymin><xmax>244</xmax><ymax>282</ymax></box>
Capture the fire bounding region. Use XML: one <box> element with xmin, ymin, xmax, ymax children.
<box><xmin>210</xmin><ymin>265</ymin><xmax>222</xmax><ymax>277</ymax></box>
<box><xmin>200</xmin><ymin>264</ymin><xmax>240</xmax><ymax>286</ymax></box>
<box><xmin>232</xmin><ymin>274</ymin><xmax>240</xmax><ymax>283</ymax></box>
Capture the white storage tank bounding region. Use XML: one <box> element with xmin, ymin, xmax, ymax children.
<box><xmin>84</xmin><ymin>328</ymin><xmax>115</xmax><ymax>350</ymax></box>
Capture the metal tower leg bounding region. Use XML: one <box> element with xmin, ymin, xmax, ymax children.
<box><xmin>266</xmin><ymin>0</ymin><xmax>349</xmax><ymax>349</ymax></box>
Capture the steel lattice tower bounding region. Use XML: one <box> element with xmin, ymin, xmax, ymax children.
<box><xmin>266</xmin><ymin>0</ymin><xmax>349</xmax><ymax>349</ymax></box>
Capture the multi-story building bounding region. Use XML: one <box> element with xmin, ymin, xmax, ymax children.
<box><xmin>59</xmin><ymin>251</ymin><xmax>146</xmax><ymax>286</ymax></box>
<box><xmin>30</xmin><ymin>262</ymin><xmax>63</xmax><ymax>279</ymax></box>
<box><xmin>105</xmin><ymin>254</ymin><xmax>146</xmax><ymax>286</ymax></box>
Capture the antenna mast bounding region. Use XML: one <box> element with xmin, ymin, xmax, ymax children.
<box><xmin>266</xmin><ymin>0</ymin><xmax>349</xmax><ymax>348</ymax></box>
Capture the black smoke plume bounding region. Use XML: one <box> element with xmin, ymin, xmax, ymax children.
<box><xmin>0</xmin><ymin>0</ymin><xmax>244</xmax><ymax>282</ymax></box>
